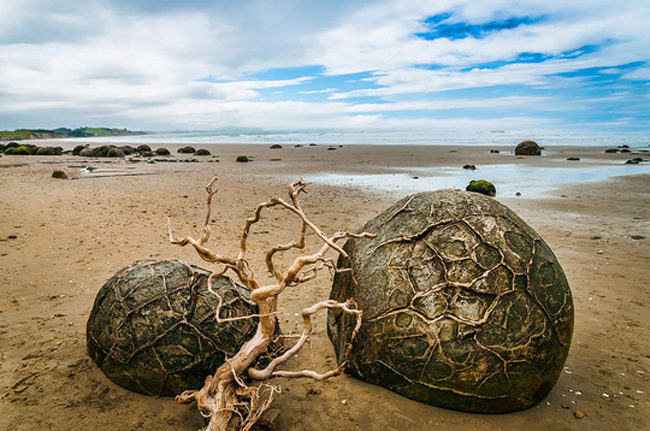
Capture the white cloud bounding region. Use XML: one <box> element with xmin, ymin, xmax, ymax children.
<box><xmin>0</xmin><ymin>0</ymin><xmax>648</xmax><ymax>130</ymax></box>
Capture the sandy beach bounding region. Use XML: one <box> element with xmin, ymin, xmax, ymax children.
<box><xmin>0</xmin><ymin>141</ymin><xmax>648</xmax><ymax>430</ymax></box>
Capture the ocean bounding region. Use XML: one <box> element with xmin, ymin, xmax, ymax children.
<box><xmin>62</xmin><ymin>129</ymin><xmax>650</xmax><ymax>147</ymax></box>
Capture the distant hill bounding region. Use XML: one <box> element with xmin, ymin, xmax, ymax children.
<box><xmin>0</xmin><ymin>127</ymin><xmax>148</xmax><ymax>141</ymax></box>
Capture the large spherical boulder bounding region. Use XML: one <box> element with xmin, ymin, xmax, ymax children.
<box><xmin>328</xmin><ymin>190</ymin><xmax>573</xmax><ymax>413</ymax></box>
<box><xmin>515</xmin><ymin>140</ymin><xmax>542</xmax><ymax>155</ymax></box>
<box><xmin>87</xmin><ymin>259</ymin><xmax>260</xmax><ymax>396</ymax></box>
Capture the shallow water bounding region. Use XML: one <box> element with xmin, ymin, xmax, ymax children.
<box><xmin>301</xmin><ymin>163</ymin><xmax>650</xmax><ymax>197</ymax></box>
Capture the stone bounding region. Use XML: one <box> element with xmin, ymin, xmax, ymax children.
<box><xmin>328</xmin><ymin>190</ymin><xmax>574</xmax><ymax>413</ymax></box>
<box><xmin>87</xmin><ymin>260</ymin><xmax>261</xmax><ymax>396</ymax></box>
<box><xmin>194</xmin><ymin>149</ymin><xmax>211</xmax><ymax>156</ymax></box>
<box><xmin>466</xmin><ymin>179</ymin><xmax>496</xmax><ymax>197</ymax></box>
<box><xmin>515</xmin><ymin>140</ymin><xmax>542</xmax><ymax>156</ymax></box>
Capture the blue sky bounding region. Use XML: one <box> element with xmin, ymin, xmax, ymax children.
<box><xmin>0</xmin><ymin>0</ymin><xmax>648</xmax><ymax>132</ymax></box>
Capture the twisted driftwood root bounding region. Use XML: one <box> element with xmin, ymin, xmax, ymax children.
<box><xmin>168</xmin><ymin>177</ymin><xmax>374</xmax><ymax>431</ymax></box>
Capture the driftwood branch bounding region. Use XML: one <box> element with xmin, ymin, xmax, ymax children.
<box><xmin>167</xmin><ymin>176</ymin><xmax>375</xmax><ymax>431</ymax></box>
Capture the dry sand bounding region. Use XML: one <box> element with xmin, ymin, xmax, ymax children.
<box><xmin>0</xmin><ymin>142</ymin><xmax>648</xmax><ymax>430</ymax></box>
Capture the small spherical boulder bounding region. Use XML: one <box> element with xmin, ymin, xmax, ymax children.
<box><xmin>87</xmin><ymin>259</ymin><xmax>261</xmax><ymax>396</ymax></box>
<box><xmin>328</xmin><ymin>190</ymin><xmax>574</xmax><ymax>413</ymax></box>
<box><xmin>79</xmin><ymin>148</ymin><xmax>95</xmax><ymax>157</ymax></box>
<box><xmin>515</xmin><ymin>140</ymin><xmax>542</xmax><ymax>156</ymax></box>
<box><xmin>194</xmin><ymin>149</ymin><xmax>211</xmax><ymax>156</ymax></box>
<box><xmin>466</xmin><ymin>179</ymin><xmax>496</xmax><ymax>197</ymax></box>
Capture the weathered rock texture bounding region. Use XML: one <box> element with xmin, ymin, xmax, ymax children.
<box><xmin>328</xmin><ymin>189</ymin><xmax>573</xmax><ymax>413</ymax></box>
<box><xmin>87</xmin><ymin>259</ymin><xmax>259</xmax><ymax>396</ymax></box>
<box><xmin>515</xmin><ymin>140</ymin><xmax>542</xmax><ymax>156</ymax></box>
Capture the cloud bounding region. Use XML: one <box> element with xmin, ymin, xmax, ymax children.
<box><xmin>0</xmin><ymin>0</ymin><xmax>648</xmax><ymax>131</ymax></box>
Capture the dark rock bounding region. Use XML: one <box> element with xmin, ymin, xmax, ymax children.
<box><xmin>177</xmin><ymin>146</ymin><xmax>196</xmax><ymax>154</ymax></box>
<box><xmin>52</xmin><ymin>170</ymin><xmax>68</xmax><ymax>179</ymax></box>
<box><xmin>462</xmin><ymin>164</ymin><xmax>477</xmax><ymax>170</ymax></box>
<box><xmin>92</xmin><ymin>146</ymin><xmax>112</xmax><ymax>157</ymax></box>
<box><xmin>270</xmin><ymin>144</ymin><xmax>283</xmax><ymax>149</ymax></box>
<box><xmin>566</xmin><ymin>157</ymin><xmax>580</xmax><ymax>161</ymax></box>
<box><xmin>155</xmin><ymin>148</ymin><xmax>171</xmax><ymax>156</ymax></box>
<box><xmin>515</xmin><ymin>140</ymin><xmax>541</xmax><ymax>156</ymax></box>
<box><xmin>6</xmin><ymin>142</ymin><xmax>20</xmax><ymax>149</ymax></box>
<box><xmin>72</xmin><ymin>145</ymin><xmax>87</xmax><ymax>155</ymax></box>
<box><xmin>194</xmin><ymin>149</ymin><xmax>211</xmax><ymax>156</ymax></box>
<box><xmin>79</xmin><ymin>148</ymin><xmax>95</xmax><ymax>157</ymax></box>
<box><xmin>329</xmin><ymin>190</ymin><xmax>573</xmax><ymax>413</ymax></box>
<box><xmin>618</xmin><ymin>145</ymin><xmax>629</xmax><ymax>148</ymax></box>
<box><xmin>10</xmin><ymin>146</ymin><xmax>31</xmax><ymax>155</ymax></box>
<box><xmin>120</xmin><ymin>146</ymin><xmax>135</xmax><ymax>155</ymax></box>
<box><xmin>236</xmin><ymin>155</ymin><xmax>250</xmax><ymax>162</ymax></box>
<box><xmin>36</xmin><ymin>147</ymin><xmax>56</xmax><ymax>155</ymax></box>
<box><xmin>309</xmin><ymin>143</ymin><xmax>317</xmax><ymax>147</ymax></box>
<box><xmin>490</xmin><ymin>149</ymin><xmax>500</xmax><ymax>153</ymax></box>
<box><xmin>136</xmin><ymin>145</ymin><xmax>152</xmax><ymax>153</ymax></box>
<box><xmin>108</xmin><ymin>148</ymin><xmax>125</xmax><ymax>158</ymax></box>
<box><xmin>327</xmin><ymin>147</ymin><xmax>336</xmax><ymax>151</ymax></box>
<box><xmin>87</xmin><ymin>260</ymin><xmax>263</xmax><ymax>396</ymax></box>
<box><xmin>604</xmin><ymin>148</ymin><xmax>619</xmax><ymax>153</ymax></box>
<box><xmin>621</xmin><ymin>149</ymin><xmax>631</xmax><ymax>153</ymax></box>
<box><xmin>466</xmin><ymin>179</ymin><xmax>496</xmax><ymax>197</ymax></box>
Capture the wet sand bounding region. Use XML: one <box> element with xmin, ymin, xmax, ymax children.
<box><xmin>0</xmin><ymin>142</ymin><xmax>648</xmax><ymax>430</ymax></box>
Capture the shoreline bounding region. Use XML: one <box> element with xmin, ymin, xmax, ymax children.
<box><xmin>1</xmin><ymin>144</ymin><xmax>648</xmax><ymax>430</ymax></box>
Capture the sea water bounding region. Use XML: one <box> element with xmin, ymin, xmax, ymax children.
<box><xmin>299</xmin><ymin>164</ymin><xmax>650</xmax><ymax>197</ymax></box>
<box><xmin>63</xmin><ymin>129</ymin><xmax>650</xmax><ymax>147</ymax></box>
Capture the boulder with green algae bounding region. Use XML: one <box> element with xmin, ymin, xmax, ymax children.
<box><xmin>87</xmin><ymin>259</ymin><xmax>262</xmax><ymax>396</ymax></box>
<box><xmin>466</xmin><ymin>179</ymin><xmax>496</xmax><ymax>197</ymax></box>
<box><xmin>328</xmin><ymin>190</ymin><xmax>574</xmax><ymax>413</ymax></box>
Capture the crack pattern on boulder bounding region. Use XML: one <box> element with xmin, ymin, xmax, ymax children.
<box><xmin>87</xmin><ymin>259</ymin><xmax>259</xmax><ymax>396</ymax></box>
<box><xmin>328</xmin><ymin>190</ymin><xmax>573</xmax><ymax>413</ymax></box>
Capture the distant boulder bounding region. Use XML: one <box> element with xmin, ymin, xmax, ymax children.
<box><xmin>120</xmin><ymin>146</ymin><xmax>135</xmax><ymax>155</ymax></box>
<box><xmin>108</xmin><ymin>148</ymin><xmax>125</xmax><ymax>158</ymax></box>
<box><xmin>462</xmin><ymin>164</ymin><xmax>477</xmax><ymax>170</ymax></box>
<box><xmin>620</xmin><ymin>149</ymin><xmax>631</xmax><ymax>153</ymax></box>
<box><xmin>515</xmin><ymin>140</ymin><xmax>542</xmax><ymax>156</ymax></box>
<box><xmin>136</xmin><ymin>145</ymin><xmax>152</xmax><ymax>153</ymax></box>
<box><xmin>466</xmin><ymin>179</ymin><xmax>496</xmax><ymax>197</ymax></box>
<box><xmin>93</xmin><ymin>146</ymin><xmax>112</xmax><ymax>157</ymax></box>
<box><xmin>73</xmin><ymin>145</ymin><xmax>87</xmax><ymax>156</ymax></box>
<box><xmin>36</xmin><ymin>147</ymin><xmax>56</xmax><ymax>155</ymax></box>
<box><xmin>490</xmin><ymin>149</ymin><xmax>500</xmax><ymax>153</ymax></box>
<box><xmin>177</xmin><ymin>146</ymin><xmax>196</xmax><ymax>154</ymax></box>
<box><xmin>270</xmin><ymin>144</ymin><xmax>283</xmax><ymax>149</ymax></box>
<box><xmin>194</xmin><ymin>149</ymin><xmax>211</xmax><ymax>156</ymax></box>
<box><xmin>79</xmin><ymin>148</ymin><xmax>95</xmax><ymax>157</ymax></box>
<box><xmin>52</xmin><ymin>170</ymin><xmax>68</xmax><ymax>179</ymax></box>
<box><xmin>155</xmin><ymin>148</ymin><xmax>171</xmax><ymax>156</ymax></box>
<box><xmin>604</xmin><ymin>148</ymin><xmax>619</xmax><ymax>154</ymax></box>
<box><xmin>566</xmin><ymin>157</ymin><xmax>580</xmax><ymax>161</ymax></box>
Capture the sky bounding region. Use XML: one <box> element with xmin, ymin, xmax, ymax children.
<box><xmin>0</xmin><ymin>0</ymin><xmax>649</xmax><ymax>133</ymax></box>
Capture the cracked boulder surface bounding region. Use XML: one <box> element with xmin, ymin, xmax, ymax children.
<box><xmin>328</xmin><ymin>190</ymin><xmax>574</xmax><ymax>413</ymax></box>
<box><xmin>87</xmin><ymin>259</ymin><xmax>258</xmax><ymax>396</ymax></box>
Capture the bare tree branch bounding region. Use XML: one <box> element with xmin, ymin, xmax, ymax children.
<box><xmin>166</xmin><ymin>176</ymin><xmax>374</xmax><ymax>431</ymax></box>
